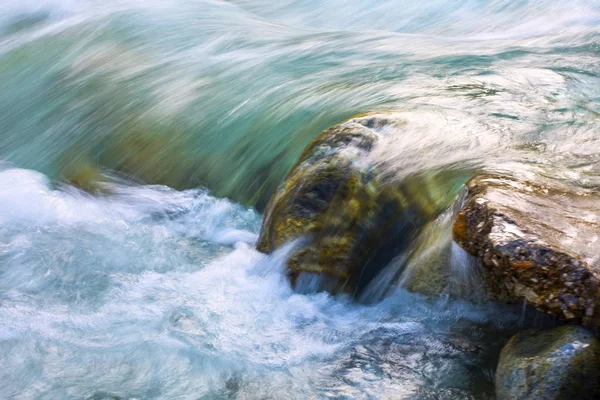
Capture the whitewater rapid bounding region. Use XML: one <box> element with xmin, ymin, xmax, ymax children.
<box><xmin>0</xmin><ymin>168</ymin><xmax>541</xmax><ymax>399</ymax></box>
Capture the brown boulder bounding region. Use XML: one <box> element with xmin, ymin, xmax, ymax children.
<box><xmin>453</xmin><ymin>174</ymin><xmax>600</xmax><ymax>331</ymax></box>
<box><xmin>257</xmin><ymin>114</ymin><xmax>461</xmax><ymax>296</ymax></box>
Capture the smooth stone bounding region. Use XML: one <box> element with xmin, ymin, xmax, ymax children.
<box><xmin>496</xmin><ymin>325</ymin><xmax>600</xmax><ymax>400</ymax></box>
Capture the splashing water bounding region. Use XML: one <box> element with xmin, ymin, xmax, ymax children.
<box><xmin>0</xmin><ymin>0</ymin><xmax>596</xmax><ymax>398</ymax></box>
<box><xmin>0</xmin><ymin>168</ymin><xmax>540</xmax><ymax>399</ymax></box>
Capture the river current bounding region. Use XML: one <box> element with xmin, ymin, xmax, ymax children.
<box><xmin>1</xmin><ymin>1</ymin><xmax>599</xmax><ymax>398</ymax></box>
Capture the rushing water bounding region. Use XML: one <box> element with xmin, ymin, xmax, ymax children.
<box><xmin>1</xmin><ymin>0</ymin><xmax>598</xmax><ymax>399</ymax></box>
<box><xmin>0</xmin><ymin>168</ymin><xmax>547</xmax><ymax>399</ymax></box>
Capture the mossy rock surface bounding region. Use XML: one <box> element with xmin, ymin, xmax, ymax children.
<box><xmin>496</xmin><ymin>325</ymin><xmax>600</xmax><ymax>400</ymax></box>
<box><xmin>257</xmin><ymin>114</ymin><xmax>460</xmax><ymax>295</ymax></box>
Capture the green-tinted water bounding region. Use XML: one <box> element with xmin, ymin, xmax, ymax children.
<box><xmin>3</xmin><ymin>0</ymin><xmax>599</xmax><ymax>208</ymax></box>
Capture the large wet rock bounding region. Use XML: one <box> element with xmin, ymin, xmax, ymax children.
<box><xmin>257</xmin><ymin>114</ymin><xmax>462</xmax><ymax>295</ymax></box>
<box><xmin>453</xmin><ymin>174</ymin><xmax>600</xmax><ymax>331</ymax></box>
<box><xmin>496</xmin><ymin>325</ymin><xmax>600</xmax><ymax>400</ymax></box>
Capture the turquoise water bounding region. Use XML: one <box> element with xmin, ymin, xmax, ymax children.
<box><xmin>2</xmin><ymin>0</ymin><xmax>600</xmax><ymax>206</ymax></box>
<box><xmin>0</xmin><ymin>0</ymin><xmax>597</xmax><ymax>398</ymax></box>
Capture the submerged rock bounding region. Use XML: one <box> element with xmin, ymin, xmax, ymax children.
<box><xmin>257</xmin><ymin>114</ymin><xmax>463</xmax><ymax>295</ymax></box>
<box><xmin>453</xmin><ymin>174</ymin><xmax>600</xmax><ymax>331</ymax></box>
<box><xmin>399</xmin><ymin>208</ymin><xmax>484</xmax><ymax>299</ymax></box>
<box><xmin>496</xmin><ymin>325</ymin><xmax>600</xmax><ymax>400</ymax></box>
<box><xmin>60</xmin><ymin>160</ymin><xmax>109</xmax><ymax>194</ymax></box>
<box><xmin>391</xmin><ymin>210</ymin><xmax>454</xmax><ymax>298</ymax></box>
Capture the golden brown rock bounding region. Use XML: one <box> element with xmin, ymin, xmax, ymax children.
<box><xmin>257</xmin><ymin>114</ymin><xmax>458</xmax><ymax>295</ymax></box>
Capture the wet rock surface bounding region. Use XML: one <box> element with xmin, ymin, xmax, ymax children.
<box><xmin>257</xmin><ymin>114</ymin><xmax>459</xmax><ymax>296</ymax></box>
<box><xmin>453</xmin><ymin>174</ymin><xmax>600</xmax><ymax>331</ymax></box>
<box><xmin>496</xmin><ymin>325</ymin><xmax>600</xmax><ymax>400</ymax></box>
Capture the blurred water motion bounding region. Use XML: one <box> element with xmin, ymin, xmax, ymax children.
<box><xmin>2</xmin><ymin>0</ymin><xmax>600</xmax><ymax>208</ymax></box>
<box><xmin>0</xmin><ymin>0</ymin><xmax>597</xmax><ymax>398</ymax></box>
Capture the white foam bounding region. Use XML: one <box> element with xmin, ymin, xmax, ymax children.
<box><xmin>0</xmin><ymin>168</ymin><xmax>108</xmax><ymax>225</ymax></box>
<box><xmin>0</xmin><ymin>0</ymin><xmax>83</xmax><ymax>25</ymax></box>
<box><xmin>0</xmin><ymin>168</ymin><xmax>259</xmax><ymax>245</ymax></box>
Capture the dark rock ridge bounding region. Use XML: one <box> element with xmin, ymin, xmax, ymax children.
<box><xmin>257</xmin><ymin>114</ymin><xmax>461</xmax><ymax>296</ymax></box>
<box><xmin>453</xmin><ymin>174</ymin><xmax>600</xmax><ymax>331</ymax></box>
<box><xmin>496</xmin><ymin>325</ymin><xmax>600</xmax><ymax>400</ymax></box>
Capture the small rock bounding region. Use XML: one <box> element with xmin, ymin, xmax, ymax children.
<box><xmin>496</xmin><ymin>325</ymin><xmax>600</xmax><ymax>400</ymax></box>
